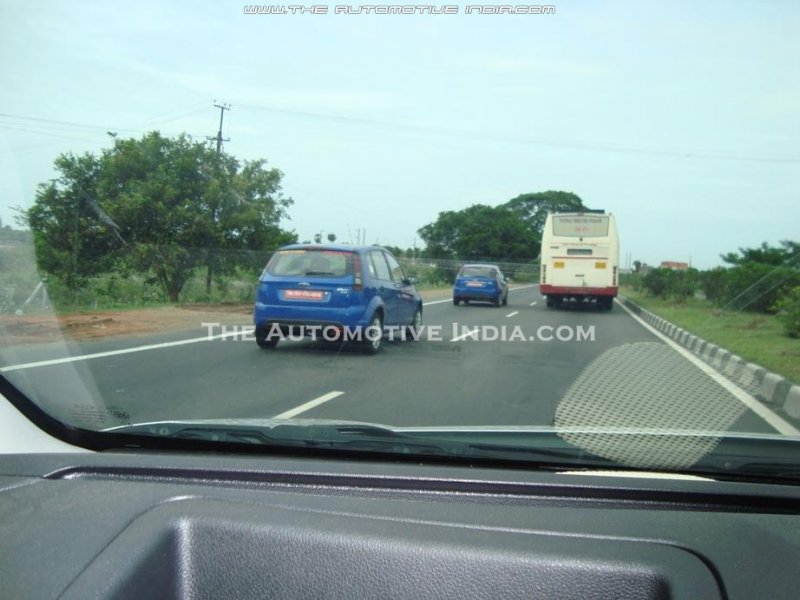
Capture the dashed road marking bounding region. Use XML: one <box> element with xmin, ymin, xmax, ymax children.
<box><xmin>272</xmin><ymin>390</ymin><xmax>346</xmax><ymax>419</ymax></box>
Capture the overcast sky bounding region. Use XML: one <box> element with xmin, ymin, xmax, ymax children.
<box><xmin>1</xmin><ymin>0</ymin><xmax>798</xmax><ymax>268</ymax></box>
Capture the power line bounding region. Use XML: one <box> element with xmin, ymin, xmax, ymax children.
<box><xmin>235</xmin><ymin>103</ymin><xmax>800</xmax><ymax>165</ymax></box>
<box><xmin>144</xmin><ymin>101</ymin><xmax>209</xmax><ymax>125</ymax></box>
<box><xmin>0</xmin><ymin>112</ymin><xmax>143</xmax><ymax>135</ymax></box>
<box><xmin>0</xmin><ymin>111</ymin><xmax>208</xmax><ymax>157</ymax></box>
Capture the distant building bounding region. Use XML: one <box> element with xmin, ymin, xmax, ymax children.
<box><xmin>659</xmin><ymin>261</ymin><xmax>689</xmax><ymax>271</ymax></box>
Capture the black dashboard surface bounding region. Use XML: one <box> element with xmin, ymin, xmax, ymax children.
<box><xmin>1</xmin><ymin>451</ymin><xmax>799</xmax><ymax>599</ymax></box>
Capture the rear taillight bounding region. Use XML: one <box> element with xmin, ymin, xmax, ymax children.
<box><xmin>353</xmin><ymin>254</ymin><xmax>363</xmax><ymax>291</ymax></box>
<box><xmin>541</xmin><ymin>264</ymin><xmax>547</xmax><ymax>284</ymax></box>
<box><xmin>612</xmin><ymin>266</ymin><xmax>618</xmax><ymax>286</ymax></box>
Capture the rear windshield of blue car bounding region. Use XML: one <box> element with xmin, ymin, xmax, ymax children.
<box><xmin>458</xmin><ymin>266</ymin><xmax>498</xmax><ymax>278</ymax></box>
<box><xmin>266</xmin><ymin>249</ymin><xmax>354</xmax><ymax>277</ymax></box>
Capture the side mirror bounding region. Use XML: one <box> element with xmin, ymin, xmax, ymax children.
<box><xmin>404</xmin><ymin>276</ymin><xmax>418</xmax><ymax>286</ymax></box>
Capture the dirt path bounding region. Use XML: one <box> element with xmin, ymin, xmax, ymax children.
<box><xmin>1</xmin><ymin>289</ymin><xmax>455</xmax><ymax>345</ymax></box>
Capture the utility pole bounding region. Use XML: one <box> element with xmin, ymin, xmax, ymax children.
<box><xmin>204</xmin><ymin>101</ymin><xmax>230</xmax><ymax>296</ymax></box>
<box><xmin>207</xmin><ymin>101</ymin><xmax>230</xmax><ymax>155</ymax></box>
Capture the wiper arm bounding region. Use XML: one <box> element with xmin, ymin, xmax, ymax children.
<box><xmin>103</xmin><ymin>420</ymin><xmax>606</xmax><ymax>469</ymax></box>
<box><xmin>106</xmin><ymin>421</ymin><xmax>466</xmax><ymax>457</ymax></box>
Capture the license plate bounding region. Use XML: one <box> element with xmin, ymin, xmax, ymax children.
<box><xmin>466</xmin><ymin>281</ymin><xmax>485</xmax><ymax>287</ymax></box>
<box><xmin>283</xmin><ymin>289</ymin><xmax>324</xmax><ymax>300</ymax></box>
<box><xmin>553</xmin><ymin>261</ymin><xmax>565</xmax><ymax>269</ymax></box>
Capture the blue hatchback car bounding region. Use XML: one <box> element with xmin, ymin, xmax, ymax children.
<box><xmin>254</xmin><ymin>244</ymin><xmax>423</xmax><ymax>353</ymax></box>
<box><xmin>452</xmin><ymin>263</ymin><xmax>509</xmax><ymax>307</ymax></box>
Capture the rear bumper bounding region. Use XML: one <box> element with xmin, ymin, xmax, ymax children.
<box><xmin>540</xmin><ymin>285</ymin><xmax>618</xmax><ymax>297</ymax></box>
<box><xmin>453</xmin><ymin>286</ymin><xmax>499</xmax><ymax>300</ymax></box>
<box><xmin>253</xmin><ymin>303</ymin><xmax>370</xmax><ymax>331</ymax></box>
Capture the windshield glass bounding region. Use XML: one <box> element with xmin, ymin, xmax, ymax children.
<box><xmin>1</xmin><ymin>1</ymin><xmax>799</xmax><ymax>479</ymax></box>
<box><xmin>459</xmin><ymin>266</ymin><xmax>498</xmax><ymax>278</ymax></box>
<box><xmin>267</xmin><ymin>249</ymin><xmax>353</xmax><ymax>277</ymax></box>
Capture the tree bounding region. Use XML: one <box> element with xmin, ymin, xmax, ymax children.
<box><xmin>382</xmin><ymin>245</ymin><xmax>404</xmax><ymax>257</ymax></box>
<box><xmin>327</xmin><ymin>233</ymin><xmax>337</xmax><ymax>243</ymax></box>
<box><xmin>28</xmin><ymin>132</ymin><xmax>295</xmax><ymax>302</ymax></box>
<box><xmin>27</xmin><ymin>152</ymin><xmax>121</xmax><ymax>293</ymax></box>
<box><xmin>418</xmin><ymin>190</ymin><xmax>585</xmax><ymax>265</ymax></box>
<box><xmin>98</xmin><ymin>133</ymin><xmax>294</xmax><ymax>301</ymax></box>
<box><xmin>418</xmin><ymin>204</ymin><xmax>536</xmax><ymax>262</ymax></box>
<box><xmin>503</xmin><ymin>190</ymin><xmax>586</xmax><ymax>256</ymax></box>
<box><xmin>703</xmin><ymin>241</ymin><xmax>800</xmax><ymax>313</ymax></box>
<box><xmin>721</xmin><ymin>241</ymin><xmax>799</xmax><ymax>266</ymax></box>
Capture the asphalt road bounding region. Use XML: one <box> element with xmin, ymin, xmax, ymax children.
<box><xmin>0</xmin><ymin>287</ymin><xmax>790</xmax><ymax>436</ymax></box>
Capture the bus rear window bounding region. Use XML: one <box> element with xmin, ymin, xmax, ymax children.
<box><xmin>553</xmin><ymin>216</ymin><xmax>609</xmax><ymax>238</ymax></box>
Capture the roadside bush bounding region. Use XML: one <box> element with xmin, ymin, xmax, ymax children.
<box><xmin>642</xmin><ymin>268</ymin><xmax>698</xmax><ymax>301</ymax></box>
<box><xmin>619</xmin><ymin>272</ymin><xmax>643</xmax><ymax>291</ymax></box>
<box><xmin>433</xmin><ymin>265</ymin><xmax>459</xmax><ymax>285</ymax></box>
<box><xmin>668</xmin><ymin>268</ymin><xmax>699</xmax><ymax>301</ymax></box>
<box><xmin>642</xmin><ymin>268</ymin><xmax>669</xmax><ymax>297</ymax></box>
<box><xmin>705</xmin><ymin>263</ymin><xmax>800</xmax><ymax>313</ymax></box>
<box><xmin>700</xmin><ymin>267</ymin><xmax>727</xmax><ymax>305</ymax></box>
<box><xmin>775</xmin><ymin>286</ymin><xmax>800</xmax><ymax>338</ymax></box>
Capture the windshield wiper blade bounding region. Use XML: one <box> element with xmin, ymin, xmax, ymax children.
<box><xmin>106</xmin><ymin>420</ymin><xmax>468</xmax><ymax>456</ymax></box>
<box><xmin>104</xmin><ymin>421</ymin><xmax>800</xmax><ymax>481</ymax></box>
<box><xmin>103</xmin><ymin>420</ymin><xmax>598</xmax><ymax>468</ymax></box>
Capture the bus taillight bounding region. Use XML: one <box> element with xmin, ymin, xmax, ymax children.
<box><xmin>612</xmin><ymin>266</ymin><xmax>618</xmax><ymax>286</ymax></box>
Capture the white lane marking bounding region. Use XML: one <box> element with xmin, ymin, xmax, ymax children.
<box><xmin>505</xmin><ymin>311</ymin><xmax>519</xmax><ymax>318</ymax></box>
<box><xmin>529</xmin><ymin>301</ymin><xmax>537</xmax><ymax>306</ymax></box>
<box><xmin>450</xmin><ymin>328</ymin><xmax>480</xmax><ymax>342</ymax></box>
<box><xmin>272</xmin><ymin>391</ymin><xmax>345</xmax><ymax>419</ymax></box>
<box><xmin>1</xmin><ymin>332</ymin><xmax>241</xmax><ymax>372</ymax></box>
<box><xmin>422</xmin><ymin>298</ymin><xmax>452</xmax><ymax>306</ymax></box>
<box><xmin>617</xmin><ymin>300</ymin><xmax>800</xmax><ymax>436</ymax></box>
<box><xmin>2</xmin><ymin>285</ymin><xmax>538</xmax><ymax>372</ymax></box>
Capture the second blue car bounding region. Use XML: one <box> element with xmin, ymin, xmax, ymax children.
<box><xmin>452</xmin><ymin>264</ymin><xmax>509</xmax><ymax>307</ymax></box>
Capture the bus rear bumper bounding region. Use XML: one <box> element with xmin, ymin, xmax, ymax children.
<box><xmin>540</xmin><ymin>285</ymin><xmax>618</xmax><ymax>297</ymax></box>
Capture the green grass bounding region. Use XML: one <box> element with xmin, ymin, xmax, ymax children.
<box><xmin>621</xmin><ymin>286</ymin><xmax>800</xmax><ymax>384</ymax></box>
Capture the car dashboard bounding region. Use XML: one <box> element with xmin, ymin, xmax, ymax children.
<box><xmin>1</xmin><ymin>450</ymin><xmax>799</xmax><ymax>599</ymax></box>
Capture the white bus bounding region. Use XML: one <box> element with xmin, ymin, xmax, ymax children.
<box><xmin>539</xmin><ymin>211</ymin><xmax>619</xmax><ymax>310</ymax></box>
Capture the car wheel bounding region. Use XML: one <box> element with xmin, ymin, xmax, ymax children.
<box><xmin>362</xmin><ymin>312</ymin><xmax>383</xmax><ymax>354</ymax></box>
<box><xmin>502</xmin><ymin>292</ymin><xmax>508</xmax><ymax>306</ymax></box>
<box><xmin>255</xmin><ymin>326</ymin><xmax>278</xmax><ymax>349</ymax></box>
<box><xmin>406</xmin><ymin>306</ymin><xmax>422</xmax><ymax>341</ymax></box>
<box><xmin>453</xmin><ymin>297</ymin><xmax>460</xmax><ymax>306</ymax></box>
<box><xmin>493</xmin><ymin>294</ymin><xmax>501</xmax><ymax>307</ymax></box>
